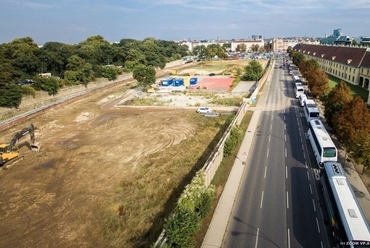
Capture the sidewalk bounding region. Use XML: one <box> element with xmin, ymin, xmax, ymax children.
<box><xmin>201</xmin><ymin>108</ymin><xmax>262</xmax><ymax>248</ymax></box>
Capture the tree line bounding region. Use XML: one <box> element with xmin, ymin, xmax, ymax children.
<box><xmin>288</xmin><ymin>47</ymin><xmax>370</xmax><ymax>171</ymax></box>
<box><xmin>0</xmin><ymin>35</ymin><xmax>189</xmax><ymax>108</ymax></box>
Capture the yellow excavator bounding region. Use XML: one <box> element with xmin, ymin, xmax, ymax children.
<box><xmin>0</xmin><ymin>124</ymin><xmax>40</xmax><ymax>169</ymax></box>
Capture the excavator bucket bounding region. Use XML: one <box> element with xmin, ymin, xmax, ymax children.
<box><xmin>31</xmin><ymin>142</ymin><xmax>41</xmax><ymax>152</ymax></box>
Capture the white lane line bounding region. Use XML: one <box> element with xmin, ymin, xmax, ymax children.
<box><xmin>269</xmin><ymin>135</ymin><xmax>271</xmax><ymax>142</ymax></box>
<box><xmin>270</xmin><ymin>124</ymin><xmax>272</xmax><ymax>130</ymax></box>
<box><xmin>255</xmin><ymin>228</ymin><xmax>260</xmax><ymax>248</ymax></box>
<box><xmin>316</xmin><ymin>217</ymin><xmax>321</xmax><ymax>233</ymax></box>
<box><xmin>287</xmin><ymin>228</ymin><xmax>291</xmax><ymax>248</ymax></box>
<box><xmin>285</xmin><ymin>148</ymin><xmax>287</xmax><ymax>157</ymax></box>
<box><xmin>285</xmin><ymin>134</ymin><xmax>286</xmax><ymax>142</ymax></box>
<box><xmin>260</xmin><ymin>191</ymin><xmax>264</xmax><ymax>208</ymax></box>
<box><xmin>286</xmin><ymin>191</ymin><xmax>289</xmax><ymax>209</ymax></box>
<box><xmin>309</xmin><ymin>184</ymin><xmax>313</xmax><ymax>194</ymax></box>
<box><xmin>286</xmin><ymin>166</ymin><xmax>288</xmax><ymax>179</ymax></box>
<box><xmin>307</xmin><ymin>171</ymin><xmax>310</xmax><ymax>180</ymax></box>
<box><xmin>264</xmin><ymin>166</ymin><xmax>267</xmax><ymax>179</ymax></box>
<box><xmin>312</xmin><ymin>199</ymin><xmax>316</xmax><ymax>211</ymax></box>
<box><xmin>267</xmin><ymin>148</ymin><xmax>269</xmax><ymax>158</ymax></box>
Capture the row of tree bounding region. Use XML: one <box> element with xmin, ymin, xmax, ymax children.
<box><xmin>288</xmin><ymin>48</ymin><xmax>370</xmax><ymax>170</ymax></box>
<box><xmin>0</xmin><ymin>35</ymin><xmax>190</xmax><ymax>108</ymax></box>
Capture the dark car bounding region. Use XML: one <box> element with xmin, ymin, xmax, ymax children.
<box><xmin>17</xmin><ymin>79</ymin><xmax>33</xmax><ymax>86</ymax></box>
<box><xmin>209</xmin><ymin>73</ymin><xmax>215</xmax><ymax>76</ymax></box>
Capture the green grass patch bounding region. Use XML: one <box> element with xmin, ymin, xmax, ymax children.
<box><xmin>327</xmin><ymin>74</ymin><xmax>368</xmax><ymax>102</ymax></box>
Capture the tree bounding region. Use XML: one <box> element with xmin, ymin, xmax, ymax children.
<box><xmin>0</xmin><ymin>85</ymin><xmax>22</xmax><ymax>108</ymax></box>
<box><xmin>291</xmin><ymin>51</ymin><xmax>305</xmax><ymax>67</ymax></box>
<box><xmin>324</xmin><ymin>80</ymin><xmax>353</xmax><ymax>128</ymax></box>
<box><xmin>333</xmin><ymin>96</ymin><xmax>370</xmax><ymax>150</ymax></box>
<box><xmin>241</xmin><ymin>60</ymin><xmax>263</xmax><ymax>81</ymax></box>
<box><xmin>307</xmin><ymin>67</ymin><xmax>329</xmax><ymax>98</ymax></box>
<box><xmin>64</xmin><ymin>55</ymin><xmax>94</xmax><ymax>85</ymax></box>
<box><xmin>132</xmin><ymin>65</ymin><xmax>156</xmax><ymax>89</ymax></box>
<box><xmin>101</xmin><ymin>66</ymin><xmax>118</xmax><ymax>81</ymax></box>
<box><xmin>33</xmin><ymin>76</ymin><xmax>60</xmax><ymax>95</ymax></box>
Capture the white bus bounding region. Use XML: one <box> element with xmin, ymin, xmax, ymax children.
<box><xmin>307</xmin><ymin>119</ymin><xmax>337</xmax><ymax>167</ymax></box>
<box><xmin>303</xmin><ymin>99</ymin><xmax>320</xmax><ymax>123</ymax></box>
<box><xmin>320</xmin><ymin>161</ymin><xmax>370</xmax><ymax>247</ymax></box>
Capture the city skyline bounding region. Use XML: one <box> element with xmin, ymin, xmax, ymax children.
<box><xmin>0</xmin><ymin>0</ymin><xmax>369</xmax><ymax>45</ymax></box>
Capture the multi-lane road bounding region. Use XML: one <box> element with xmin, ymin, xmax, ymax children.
<box><xmin>223</xmin><ymin>55</ymin><xmax>333</xmax><ymax>248</ymax></box>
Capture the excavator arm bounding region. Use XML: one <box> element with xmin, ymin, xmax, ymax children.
<box><xmin>0</xmin><ymin>124</ymin><xmax>40</xmax><ymax>167</ymax></box>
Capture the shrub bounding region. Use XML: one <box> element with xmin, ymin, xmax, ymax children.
<box><xmin>224</xmin><ymin>125</ymin><xmax>243</xmax><ymax>157</ymax></box>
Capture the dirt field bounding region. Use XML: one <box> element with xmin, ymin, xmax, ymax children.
<box><xmin>0</xmin><ymin>87</ymin><xmax>201</xmax><ymax>247</ymax></box>
<box><xmin>0</xmin><ymin>59</ymin><xmax>260</xmax><ymax>247</ymax></box>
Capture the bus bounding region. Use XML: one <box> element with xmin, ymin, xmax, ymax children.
<box><xmin>307</xmin><ymin>119</ymin><xmax>337</xmax><ymax>167</ymax></box>
<box><xmin>320</xmin><ymin>161</ymin><xmax>370</xmax><ymax>247</ymax></box>
<box><xmin>303</xmin><ymin>99</ymin><xmax>320</xmax><ymax>123</ymax></box>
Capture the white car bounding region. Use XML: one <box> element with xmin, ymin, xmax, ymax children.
<box><xmin>299</xmin><ymin>94</ymin><xmax>307</xmax><ymax>107</ymax></box>
<box><xmin>196</xmin><ymin>107</ymin><xmax>212</xmax><ymax>114</ymax></box>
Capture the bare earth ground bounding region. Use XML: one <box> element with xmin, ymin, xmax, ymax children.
<box><xmin>0</xmin><ymin>85</ymin><xmax>201</xmax><ymax>247</ymax></box>
<box><xmin>0</xmin><ymin>59</ymin><xmax>264</xmax><ymax>247</ymax></box>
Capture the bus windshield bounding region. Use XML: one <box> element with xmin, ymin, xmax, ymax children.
<box><xmin>323</xmin><ymin>147</ymin><xmax>337</xmax><ymax>158</ymax></box>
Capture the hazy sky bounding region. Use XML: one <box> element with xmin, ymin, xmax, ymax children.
<box><xmin>0</xmin><ymin>0</ymin><xmax>369</xmax><ymax>45</ymax></box>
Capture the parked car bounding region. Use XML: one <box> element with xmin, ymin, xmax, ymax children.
<box><xmin>196</xmin><ymin>107</ymin><xmax>212</xmax><ymax>114</ymax></box>
<box><xmin>17</xmin><ymin>79</ymin><xmax>33</xmax><ymax>86</ymax></box>
<box><xmin>209</xmin><ymin>73</ymin><xmax>215</xmax><ymax>76</ymax></box>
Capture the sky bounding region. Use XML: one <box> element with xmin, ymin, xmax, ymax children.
<box><xmin>0</xmin><ymin>0</ymin><xmax>369</xmax><ymax>46</ymax></box>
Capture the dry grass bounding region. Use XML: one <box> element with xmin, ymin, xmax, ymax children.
<box><xmin>102</xmin><ymin>113</ymin><xmax>232</xmax><ymax>247</ymax></box>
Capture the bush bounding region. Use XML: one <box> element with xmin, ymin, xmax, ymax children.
<box><xmin>224</xmin><ymin>125</ymin><xmax>243</xmax><ymax>157</ymax></box>
<box><xmin>162</xmin><ymin>170</ymin><xmax>215</xmax><ymax>247</ymax></box>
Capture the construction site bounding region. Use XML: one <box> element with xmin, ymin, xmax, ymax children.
<box><xmin>0</xmin><ymin>59</ymin><xmax>256</xmax><ymax>247</ymax></box>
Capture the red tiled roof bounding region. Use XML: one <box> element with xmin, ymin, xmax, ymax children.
<box><xmin>293</xmin><ymin>44</ymin><xmax>367</xmax><ymax>68</ymax></box>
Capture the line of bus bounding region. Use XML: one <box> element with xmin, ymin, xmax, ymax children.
<box><xmin>303</xmin><ymin>99</ymin><xmax>320</xmax><ymax>123</ymax></box>
<box><xmin>320</xmin><ymin>161</ymin><xmax>370</xmax><ymax>247</ymax></box>
<box><xmin>307</xmin><ymin>119</ymin><xmax>337</xmax><ymax>168</ymax></box>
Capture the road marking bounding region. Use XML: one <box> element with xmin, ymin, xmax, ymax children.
<box><xmin>270</xmin><ymin>124</ymin><xmax>272</xmax><ymax>130</ymax></box>
<box><xmin>260</xmin><ymin>191</ymin><xmax>264</xmax><ymax>208</ymax></box>
<box><xmin>267</xmin><ymin>148</ymin><xmax>269</xmax><ymax>158</ymax></box>
<box><xmin>285</xmin><ymin>148</ymin><xmax>287</xmax><ymax>157</ymax></box>
<box><xmin>316</xmin><ymin>217</ymin><xmax>321</xmax><ymax>233</ymax></box>
<box><xmin>285</xmin><ymin>134</ymin><xmax>286</xmax><ymax>142</ymax></box>
<box><xmin>264</xmin><ymin>166</ymin><xmax>267</xmax><ymax>178</ymax></box>
<box><xmin>269</xmin><ymin>135</ymin><xmax>271</xmax><ymax>142</ymax></box>
<box><xmin>307</xmin><ymin>171</ymin><xmax>310</xmax><ymax>180</ymax></box>
<box><xmin>287</xmin><ymin>228</ymin><xmax>291</xmax><ymax>248</ymax></box>
<box><xmin>286</xmin><ymin>191</ymin><xmax>289</xmax><ymax>209</ymax></box>
<box><xmin>286</xmin><ymin>166</ymin><xmax>288</xmax><ymax>179</ymax></box>
<box><xmin>309</xmin><ymin>184</ymin><xmax>313</xmax><ymax>194</ymax></box>
<box><xmin>312</xmin><ymin>199</ymin><xmax>317</xmax><ymax>212</ymax></box>
<box><xmin>255</xmin><ymin>228</ymin><xmax>259</xmax><ymax>248</ymax></box>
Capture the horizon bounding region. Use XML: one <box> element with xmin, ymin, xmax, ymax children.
<box><xmin>1</xmin><ymin>1</ymin><xmax>369</xmax><ymax>46</ymax></box>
